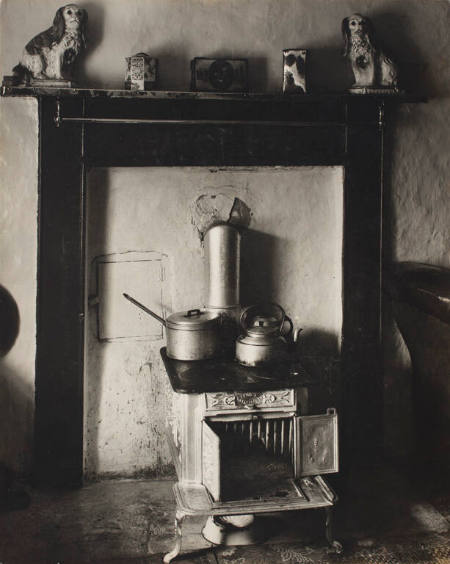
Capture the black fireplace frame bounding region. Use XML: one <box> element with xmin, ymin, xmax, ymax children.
<box><xmin>2</xmin><ymin>88</ymin><xmax>420</xmax><ymax>487</ymax></box>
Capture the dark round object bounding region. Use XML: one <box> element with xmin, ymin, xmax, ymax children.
<box><xmin>208</xmin><ymin>60</ymin><xmax>234</xmax><ymax>90</ymax></box>
<box><xmin>0</xmin><ymin>285</ymin><xmax>20</xmax><ymax>357</ymax></box>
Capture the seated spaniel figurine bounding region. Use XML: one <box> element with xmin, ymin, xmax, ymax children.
<box><xmin>342</xmin><ymin>13</ymin><xmax>398</xmax><ymax>90</ymax></box>
<box><xmin>13</xmin><ymin>4</ymin><xmax>87</xmax><ymax>84</ymax></box>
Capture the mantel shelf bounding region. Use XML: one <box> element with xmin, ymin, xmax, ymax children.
<box><xmin>1</xmin><ymin>84</ymin><xmax>425</xmax><ymax>104</ymax></box>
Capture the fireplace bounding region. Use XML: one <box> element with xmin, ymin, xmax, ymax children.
<box><xmin>0</xmin><ymin>86</ymin><xmax>420</xmax><ymax>489</ymax></box>
<box><xmin>83</xmin><ymin>165</ymin><xmax>343</xmax><ymax>477</ymax></box>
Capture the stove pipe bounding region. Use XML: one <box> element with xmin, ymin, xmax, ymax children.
<box><xmin>204</xmin><ymin>224</ymin><xmax>241</xmax><ymax>316</ymax></box>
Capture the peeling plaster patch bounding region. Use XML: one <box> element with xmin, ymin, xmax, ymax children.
<box><xmin>139</xmin><ymin>362</ymin><xmax>153</xmax><ymax>375</ymax></box>
<box><xmin>191</xmin><ymin>190</ymin><xmax>251</xmax><ymax>238</ymax></box>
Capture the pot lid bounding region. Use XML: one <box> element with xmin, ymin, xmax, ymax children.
<box><xmin>167</xmin><ymin>308</ymin><xmax>219</xmax><ymax>330</ymax></box>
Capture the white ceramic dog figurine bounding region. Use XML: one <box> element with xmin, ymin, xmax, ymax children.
<box><xmin>13</xmin><ymin>4</ymin><xmax>87</xmax><ymax>83</ymax></box>
<box><xmin>342</xmin><ymin>13</ymin><xmax>398</xmax><ymax>90</ymax></box>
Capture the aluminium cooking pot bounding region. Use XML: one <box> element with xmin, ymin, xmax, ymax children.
<box><xmin>235</xmin><ymin>303</ymin><xmax>293</xmax><ymax>366</ymax></box>
<box><xmin>123</xmin><ymin>293</ymin><xmax>222</xmax><ymax>361</ymax></box>
<box><xmin>165</xmin><ymin>308</ymin><xmax>222</xmax><ymax>361</ymax></box>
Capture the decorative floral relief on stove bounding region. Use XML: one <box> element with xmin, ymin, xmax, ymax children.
<box><xmin>205</xmin><ymin>389</ymin><xmax>294</xmax><ymax>410</ymax></box>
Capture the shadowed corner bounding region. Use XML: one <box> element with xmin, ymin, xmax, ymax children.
<box><xmin>240</xmin><ymin>229</ymin><xmax>281</xmax><ymax>306</ymax></box>
<box><xmin>75</xmin><ymin>1</ymin><xmax>106</xmax><ymax>88</ymax></box>
<box><xmin>0</xmin><ymin>284</ymin><xmax>30</xmax><ymax>511</ymax></box>
<box><xmin>0</xmin><ymin>284</ymin><xmax>20</xmax><ymax>358</ymax></box>
<box><xmin>370</xmin><ymin>9</ymin><xmax>431</xmax><ymax>97</ymax></box>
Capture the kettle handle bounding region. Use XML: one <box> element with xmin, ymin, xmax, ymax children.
<box><xmin>239</xmin><ymin>303</ymin><xmax>286</xmax><ymax>331</ymax></box>
<box><xmin>239</xmin><ymin>305</ymin><xmax>255</xmax><ymax>331</ymax></box>
<box><xmin>282</xmin><ymin>315</ymin><xmax>294</xmax><ymax>338</ymax></box>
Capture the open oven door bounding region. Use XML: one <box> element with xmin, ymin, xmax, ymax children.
<box><xmin>202</xmin><ymin>420</ymin><xmax>221</xmax><ymax>501</ymax></box>
<box><xmin>294</xmin><ymin>408</ymin><xmax>338</xmax><ymax>478</ymax></box>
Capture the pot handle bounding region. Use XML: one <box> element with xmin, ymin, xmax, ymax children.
<box><xmin>123</xmin><ymin>293</ymin><xmax>166</xmax><ymax>327</ymax></box>
<box><xmin>185</xmin><ymin>308</ymin><xmax>202</xmax><ymax>318</ymax></box>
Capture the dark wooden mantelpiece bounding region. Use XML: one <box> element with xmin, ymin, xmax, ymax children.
<box><xmin>2</xmin><ymin>87</ymin><xmax>422</xmax><ymax>487</ymax></box>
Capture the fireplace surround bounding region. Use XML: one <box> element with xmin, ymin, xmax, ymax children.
<box><xmin>1</xmin><ymin>86</ymin><xmax>421</xmax><ymax>487</ymax></box>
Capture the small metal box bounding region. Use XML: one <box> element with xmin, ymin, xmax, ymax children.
<box><xmin>125</xmin><ymin>53</ymin><xmax>158</xmax><ymax>91</ymax></box>
<box><xmin>191</xmin><ymin>58</ymin><xmax>248</xmax><ymax>92</ymax></box>
<box><xmin>283</xmin><ymin>49</ymin><xmax>307</xmax><ymax>93</ymax></box>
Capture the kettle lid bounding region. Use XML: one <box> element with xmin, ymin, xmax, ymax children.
<box><xmin>240</xmin><ymin>303</ymin><xmax>285</xmax><ymax>331</ymax></box>
<box><xmin>246</xmin><ymin>315</ymin><xmax>281</xmax><ymax>337</ymax></box>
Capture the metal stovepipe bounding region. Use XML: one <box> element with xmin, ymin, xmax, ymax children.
<box><xmin>205</xmin><ymin>224</ymin><xmax>241</xmax><ymax>311</ymax></box>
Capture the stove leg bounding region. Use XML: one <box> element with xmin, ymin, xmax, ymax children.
<box><xmin>163</xmin><ymin>510</ymin><xmax>185</xmax><ymax>563</ymax></box>
<box><xmin>325</xmin><ymin>507</ymin><xmax>343</xmax><ymax>554</ymax></box>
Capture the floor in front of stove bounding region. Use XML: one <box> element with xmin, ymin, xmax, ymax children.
<box><xmin>1</xmin><ymin>460</ymin><xmax>449</xmax><ymax>563</ymax></box>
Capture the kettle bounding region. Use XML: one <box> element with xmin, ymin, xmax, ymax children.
<box><xmin>235</xmin><ymin>303</ymin><xmax>294</xmax><ymax>366</ymax></box>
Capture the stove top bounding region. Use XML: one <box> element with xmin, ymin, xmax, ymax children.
<box><xmin>160</xmin><ymin>347</ymin><xmax>317</xmax><ymax>394</ymax></box>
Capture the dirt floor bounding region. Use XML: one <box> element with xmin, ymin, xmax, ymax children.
<box><xmin>1</xmin><ymin>461</ymin><xmax>449</xmax><ymax>564</ymax></box>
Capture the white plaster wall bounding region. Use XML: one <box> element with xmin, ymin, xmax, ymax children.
<box><xmin>1</xmin><ymin>0</ymin><xmax>448</xmax><ymax>265</ymax></box>
<box><xmin>0</xmin><ymin>0</ymin><xmax>448</xmax><ymax>472</ymax></box>
<box><xmin>0</xmin><ymin>97</ymin><xmax>38</xmax><ymax>475</ymax></box>
<box><xmin>391</xmin><ymin>101</ymin><xmax>450</xmax><ymax>266</ymax></box>
<box><xmin>85</xmin><ymin>167</ymin><xmax>343</xmax><ymax>477</ymax></box>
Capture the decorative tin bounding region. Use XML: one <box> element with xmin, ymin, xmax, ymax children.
<box><xmin>191</xmin><ymin>58</ymin><xmax>248</xmax><ymax>92</ymax></box>
<box><xmin>283</xmin><ymin>49</ymin><xmax>307</xmax><ymax>94</ymax></box>
<box><xmin>125</xmin><ymin>52</ymin><xmax>157</xmax><ymax>91</ymax></box>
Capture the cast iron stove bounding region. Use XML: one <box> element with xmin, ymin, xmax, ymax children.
<box><xmin>161</xmin><ymin>348</ymin><xmax>342</xmax><ymax>562</ymax></box>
